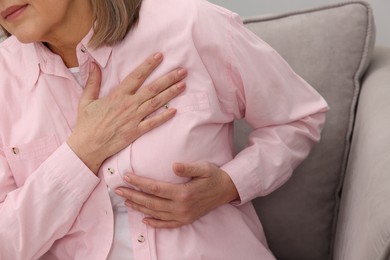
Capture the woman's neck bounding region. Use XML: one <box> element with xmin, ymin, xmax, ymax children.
<box><xmin>45</xmin><ymin>40</ymin><xmax>83</xmax><ymax>68</ymax></box>
<box><xmin>43</xmin><ymin>2</ymin><xmax>93</xmax><ymax>68</ymax></box>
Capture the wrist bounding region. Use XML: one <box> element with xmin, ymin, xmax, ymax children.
<box><xmin>67</xmin><ymin>133</ymin><xmax>104</xmax><ymax>174</ymax></box>
<box><xmin>220</xmin><ymin>170</ymin><xmax>240</xmax><ymax>204</ymax></box>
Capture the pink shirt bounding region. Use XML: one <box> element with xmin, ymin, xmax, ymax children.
<box><xmin>0</xmin><ymin>0</ymin><xmax>328</xmax><ymax>259</ymax></box>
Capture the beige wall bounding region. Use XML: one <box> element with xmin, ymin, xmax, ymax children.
<box><xmin>209</xmin><ymin>0</ymin><xmax>390</xmax><ymax>47</ymax></box>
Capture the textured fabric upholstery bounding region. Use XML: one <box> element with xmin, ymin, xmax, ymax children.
<box><xmin>333</xmin><ymin>47</ymin><xmax>390</xmax><ymax>260</ymax></box>
<box><xmin>235</xmin><ymin>2</ymin><xmax>375</xmax><ymax>259</ymax></box>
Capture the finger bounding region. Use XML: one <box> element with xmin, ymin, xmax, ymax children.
<box><xmin>123</xmin><ymin>174</ymin><xmax>178</xmax><ymax>199</ymax></box>
<box><xmin>142</xmin><ymin>218</ymin><xmax>184</xmax><ymax>229</ymax></box>
<box><xmin>136</xmin><ymin>68</ymin><xmax>187</xmax><ymax>104</ymax></box>
<box><xmin>173</xmin><ymin>162</ymin><xmax>212</xmax><ymax>178</ymax></box>
<box><xmin>125</xmin><ymin>201</ymin><xmax>173</xmax><ymax>221</ymax></box>
<box><xmin>118</xmin><ymin>52</ymin><xmax>163</xmax><ymax>94</ymax></box>
<box><xmin>136</xmin><ymin>108</ymin><xmax>177</xmax><ymax>134</ymax></box>
<box><xmin>116</xmin><ymin>186</ymin><xmax>173</xmax><ymax>212</ymax></box>
<box><xmin>136</xmin><ymin>81</ymin><xmax>185</xmax><ymax>118</ymax></box>
<box><xmin>80</xmin><ymin>62</ymin><xmax>102</xmax><ymax>108</ymax></box>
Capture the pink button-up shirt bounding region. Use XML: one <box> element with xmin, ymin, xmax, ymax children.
<box><xmin>0</xmin><ymin>0</ymin><xmax>328</xmax><ymax>259</ymax></box>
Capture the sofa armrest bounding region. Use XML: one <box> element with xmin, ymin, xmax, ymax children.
<box><xmin>334</xmin><ymin>46</ymin><xmax>390</xmax><ymax>260</ymax></box>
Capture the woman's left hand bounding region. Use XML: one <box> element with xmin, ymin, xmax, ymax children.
<box><xmin>115</xmin><ymin>162</ymin><xmax>239</xmax><ymax>228</ymax></box>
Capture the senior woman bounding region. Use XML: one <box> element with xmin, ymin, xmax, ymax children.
<box><xmin>0</xmin><ymin>0</ymin><xmax>328</xmax><ymax>259</ymax></box>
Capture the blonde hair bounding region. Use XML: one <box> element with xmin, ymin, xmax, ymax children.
<box><xmin>1</xmin><ymin>27</ymin><xmax>10</xmax><ymax>38</ymax></box>
<box><xmin>90</xmin><ymin>0</ymin><xmax>142</xmax><ymax>48</ymax></box>
<box><xmin>1</xmin><ymin>0</ymin><xmax>143</xmax><ymax>48</ymax></box>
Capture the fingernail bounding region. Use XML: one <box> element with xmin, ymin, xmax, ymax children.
<box><xmin>177</xmin><ymin>68</ymin><xmax>187</xmax><ymax>77</ymax></box>
<box><xmin>176</xmin><ymin>82</ymin><xmax>185</xmax><ymax>91</ymax></box>
<box><xmin>174</xmin><ymin>163</ymin><xmax>185</xmax><ymax>173</ymax></box>
<box><xmin>89</xmin><ymin>62</ymin><xmax>95</xmax><ymax>72</ymax></box>
<box><xmin>167</xmin><ymin>108</ymin><xmax>177</xmax><ymax>115</ymax></box>
<box><xmin>115</xmin><ymin>189</ymin><xmax>124</xmax><ymax>196</ymax></box>
<box><xmin>124</xmin><ymin>175</ymin><xmax>131</xmax><ymax>183</ymax></box>
<box><xmin>154</xmin><ymin>52</ymin><xmax>163</xmax><ymax>60</ymax></box>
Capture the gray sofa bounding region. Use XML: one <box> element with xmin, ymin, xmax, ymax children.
<box><xmin>235</xmin><ymin>1</ymin><xmax>390</xmax><ymax>260</ymax></box>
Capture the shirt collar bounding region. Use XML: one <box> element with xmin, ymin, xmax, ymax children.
<box><xmin>78</xmin><ymin>27</ymin><xmax>113</xmax><ymax>69</ymax></box>
<box><xmin>26</xmin><ymin>27</ymin><xmax>113</xmax><ymax>89</ymax></box>
<box><xmin>21</xmin><ymin>42</ymin><xmax>40</xmax><ymax>90</ymax></box>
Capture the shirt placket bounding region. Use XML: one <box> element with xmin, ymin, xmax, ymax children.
<box><xmin>126</xmin><ymin>144</ymin><xmax>158</xmax><ymax>260</ymax></box>
<box><xmin>77</xmin><ymin>44</ymin><xmax>95</xmax><ymax>87</ymax></box>
<box><xmin>128</xmin><ymin>210</ymin><xmax>157</xmax><ymax>260</ymax></box>
<box><xmin>102</xmin><ymin>143</ymin><xmax>157</xmax><ymax>259</ymax></box>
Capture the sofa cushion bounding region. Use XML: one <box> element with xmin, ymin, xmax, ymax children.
<box><xmin>334</xmin><ymin>46</ymin><xmax>390</xmax><ymax>260</ymax></box>
<box><xmin>234</xmin><ymin>2</ymin><xmax>375</xmax><ymax>259</ymax></box>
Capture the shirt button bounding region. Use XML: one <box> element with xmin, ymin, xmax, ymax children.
<box><xmin>137</xmin><ymin>235</ymin><xmax>145</xmax><ymax>243</ymax></box>
<box><xmin>11</xmin><ymin>147</ymin><xmax>19</xmax><ymax>154</ymax></box>
<box><xmin>81</xmin><ymin>46</ymin><xmax>87</xmax><ymax>53</ymax></box>
<box><xmin>107</xmin><ymin>168</ymin><xmax>115</xmax><ymax>175</ymax></box>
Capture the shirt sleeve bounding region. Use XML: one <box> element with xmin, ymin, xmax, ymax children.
<box><xmin>0</xmin><ymin>143</ymin><xmax>100</xmax><ymax>260</ymax></box>
<box><xmin>192</xmin><ymin>2</ymin><xmax>329</xmax><ymax>204</ymax></box>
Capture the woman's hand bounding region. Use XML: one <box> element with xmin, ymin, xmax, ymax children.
<box><xmin>67</xmin><ymin>53</ymin><xmax>187</xmax><ymax>174</ymax></box>
<box><xmin>115</xmin><ymin>162</ymin><xmax>239</xmax><ymax>228</ymax></box>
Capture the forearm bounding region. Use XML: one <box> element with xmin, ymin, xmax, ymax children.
<box><xmin>0</xmin><ymin>143</ymin><xmax>99</xmax><ymax>259</ymax></box>
<box><xmin>224</xmin><ymin>111</ymin><xmax>327</xmax><ymax>204</ymax></box>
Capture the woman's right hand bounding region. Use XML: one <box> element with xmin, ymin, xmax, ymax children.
<box><xmin>67</xmin><ymin>53</ymin><xmax>187</xmax><ymax>174</ymax></box>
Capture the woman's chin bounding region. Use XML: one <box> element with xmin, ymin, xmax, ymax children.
<box><xmin>13</xmin><ymin>32</ymin><xmax>40</xmax><ymax>44</ymax></box>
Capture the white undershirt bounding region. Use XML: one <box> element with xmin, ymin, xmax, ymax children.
<box><xmin>69</xmin><ymin>67</ymin><xmax>82</xmax><ymax>86</ymax></box>
<box><xmin>69</xmin><ymin>68</ymin><xmax>134</xmax><ymax>259</ymax></box>
<box><xmin>107</xmin><ymin>188</ymin><xmax>134</xmax><ymax>260</ymax></box>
